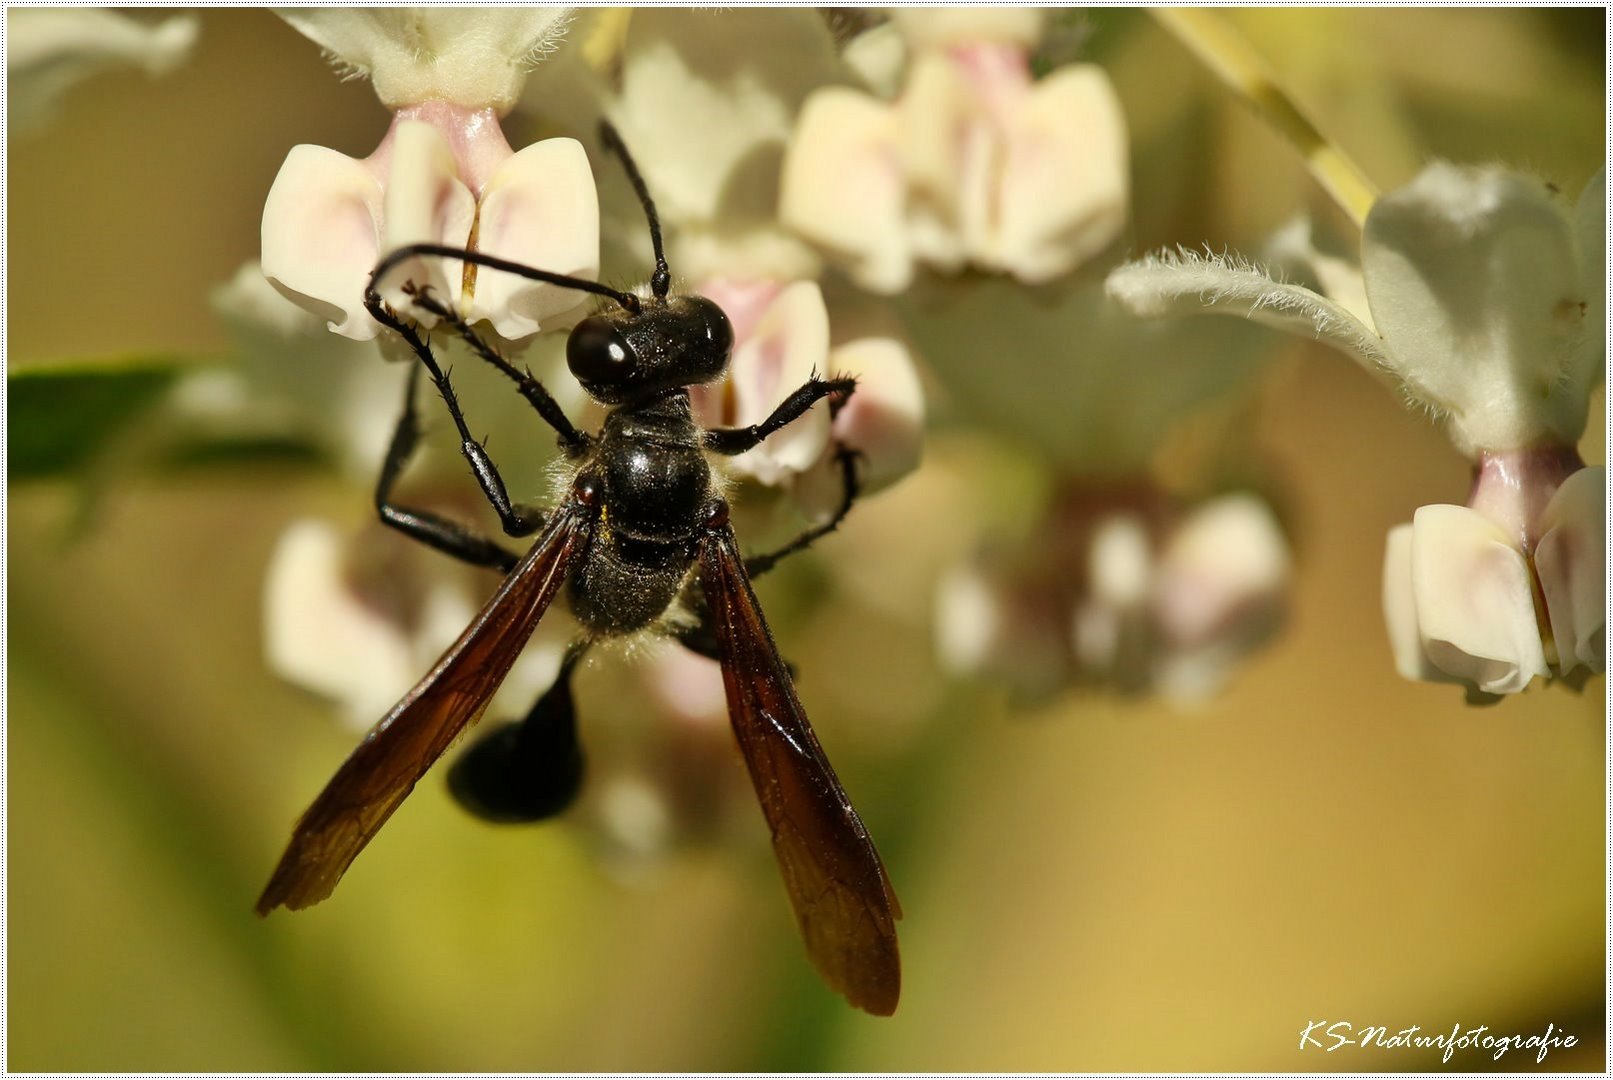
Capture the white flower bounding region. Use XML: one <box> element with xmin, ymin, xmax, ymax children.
<box><xmin>689</xmin><ymin>279</ymin><xmax>924</xmax><ymax>499</ymax></box>
<box><xmin>597</xmin><ymin>12</ymin><xmax>926</xmax><ymax>505</ymax></box>
<box><xmin>263</xmin><ymin>518</ymin><xmax>571</xmax><ymax>732</ymax></box>
<box><xmin>1108</xmin><ymin>163</ymin><xmax>1606</xmax><ymax>694</ymax></box>
<box><xmin>209</xmin><ymin>262</ymin><xmax>583</xmax><ymax>728</ymax></box>
<box><xmin>278</xmin><ymin>9</ymin><xmax>571</xmax><ymax>114</ymax></box>
<box><xmin>937</xmin><ymin>490</ymin><xmax>1290</xmax><ymax>702</ymax></box>
<box><xmin>8</xmin><ymin>10</ymin><xmax>198</xmax><ymax>132</ymax></box>
<box><xmin>261</xmin><ymin>9</ymin><xmax>599</xmax><ymax>342</ymax></box>
<box><xmin>780</xmin><ymin>9</ymin><xmax>1129</xmax><ymax>292</ymax></box>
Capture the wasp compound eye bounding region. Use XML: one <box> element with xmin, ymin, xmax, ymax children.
<box><xmin>567</xmin><ymin>315</ymin><xmax>638</xmax><ymax>387</ymax></box>
<box><xmin>690</xmin><ymin>296</ymin><xmax>734</xmax><ymax>359</ymax></box>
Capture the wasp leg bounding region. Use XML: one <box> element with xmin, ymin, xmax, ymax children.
<box><xmin>408</xmin><ymin>288</ymin><xmax>591</xmax><ymax>458</ymax></box>
<box><xmin>366</xmin><ymin>291</ymin><xmax>551</xmax><ymax>538</ymax></box>
<box><xmin>448</xmin><ymin>641</ymin><xmax>589</xmax><ymax>823</ymax></box>
<box><xmin>376</xmin><ymin>363</ymin><xmax>523</xmax><ymax>573</ymax></box>
<box><xmin>704</xmin><ymin>376</ymin><xmax>856</xmax><ymax>455</ymax></box>
<box><xmin>745</xmin><ymin>446</ymin><xmax>862</xmax><ymax>578</ymax></box>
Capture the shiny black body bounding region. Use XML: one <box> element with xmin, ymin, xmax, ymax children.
<box><xmin>259</xmin><ymin>122</ymin><xmax>901</xmax><ymax>1015</ymax></box>
<box><xmin>571</xmin><ymin>389</ymin><xmax>711</xmax><ymax>634</ymax></box>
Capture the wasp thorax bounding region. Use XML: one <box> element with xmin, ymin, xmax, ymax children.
<box><xmin>567</xmin><ymin>295</ymin><xmax>733</xmax><ymax>404</ymax></box>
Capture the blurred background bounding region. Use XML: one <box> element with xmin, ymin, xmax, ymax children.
<box><xmin>7</xmin><ymin>7</ymin><xmax>1605</xmax><ymax>1071</ymax></box>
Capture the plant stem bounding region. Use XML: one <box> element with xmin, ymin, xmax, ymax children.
<box><xmin>1155</xmin><ymin>8</ymin><xmax>1379</xmax><ymax>229</ymax></box>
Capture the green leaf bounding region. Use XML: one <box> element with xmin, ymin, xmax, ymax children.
<box><xmin>8</xmin><ymin>357</ymin><xmax>191</xmax><ymax>479</ymax></box>
<box><xmin>159</xmin><ymin>435</ymin><xmax>329</xmax><ymax>472</ymax></box>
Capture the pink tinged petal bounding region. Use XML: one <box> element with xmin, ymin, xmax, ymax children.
<box><xmin>1362</xmin><ymin>164</ymin><xmax>1590</xmax><ymax>455</ymax></box>
<box><xmin>263</xmin><ymin>520</ymin><xmax>418</xmax><ymax>729</ymax></box>
<box><xmin>261</xmin><ymin>145</ymin><xmax>384</xmax><ymax>341</ymax></box>
<box><xmin>1409</xmin><ymin>504</ymin><xmax>1549</xmax><ymax>694</ymax></box>
<box><xmin>1534</xmin><ymin>466</ymin><xmax>1607</xmax><ymax>676</ymax></box>
<box><xmin>779</xmin><ymin>88</ymin><xmax>912</xmax><ymax>294</ymax></box>
<box><xmin>898</xmin><ymin>52</ymin><xmax>976</xmax><ymax>274</ymax></box>
<box><xmin>723</xmin><ymin>281</ymin><xmax>832</xmax><ymax>485</ymax></box>
<box><xmin>891</xmin><ymin>8</ymin><xmax>1045</xmax><ymax>49</ymax></box>
<box><xmin>641</xmin><ymin>647</ymin><xmax>729</xmax><ymax>729</ymax></box>
<box><xmin>376</xmin><ymin>120</ymin><xmax>476</xmax><ymax>316</ymax></box>
<box><xmin>992</xmin><ymin>65</ymin><xmax>1128</xmax><ymax>284</ymax></box>
<box><xmin>472</xmin><ymin>136</ymin><xmax>601</xmax><ymax>339</ymax></box>
<box><xmin>1382</xmin><ymin>524</ymin><xmax>1449</xmax><ymax>683</ymax></box>
<box><xmin>389</xmin><ymin>100</ymin><xmax>513</xmax><ymax>195</ymax></box>
<box><xmin>824</xmin><ymin>337</ymin><xmax>925</xmax><ymax>493</ymax></box>
<box><xmin>1153</xmin><ymin>495</ymin><xmax>1290</xmax><ymax>649</ymax></box>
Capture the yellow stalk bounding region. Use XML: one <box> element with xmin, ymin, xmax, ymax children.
<box><xmin>1154</xmin><ymin>8</ymin><xmax>1379</xmax><ymax>229</ymax></box>
<box><xmin>579</xmin><ymin>10</ymin><xmax>631</xmax><ymax>74</ymax></box>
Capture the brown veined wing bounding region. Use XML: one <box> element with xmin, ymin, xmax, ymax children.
<box><xmin>696</xmin><ymin>521</ymin><xmax>902</xmax><ymax>1016</ymax></box>
<box><xmin>257</xmin><ymin>498</ymin><xmax>594</xmax><ymax>915</ymax></box>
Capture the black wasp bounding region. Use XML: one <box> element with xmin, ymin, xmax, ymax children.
<box><xmin>257</xmin><ymin>124</ymin><xmax>901</xmax><ymax>1016</ymax></box>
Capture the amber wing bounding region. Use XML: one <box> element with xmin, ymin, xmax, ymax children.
<box><xmin>696</xmin><ymin>523</ymin><xmax>902</xmax><ymax>1016</ymax></box>
<box><xmin>257</xmin><ymin>501</ymin><xmax>592</xmax><ymax>915</ymax></box>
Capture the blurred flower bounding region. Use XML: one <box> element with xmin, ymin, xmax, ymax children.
<box><xmin>938</xmin><ymin>485</ymin><xmax>1290</xmax><ymax>702</ymax></box>
<box><xmin>1109</xmin><ymin>163</ymin><xmax>1606</xmax><ymax>694</ymax></box>
<box><xmin>780</xmin><ymin>8</ymin><xmax>1128</xmax><ymax>292</ymax></box>
<box><xmin>890</xmin><ymin>174</ymin><xmax>1284</xmax><ymax>705</ymax></box>
<box><xmin>8</xmin><ymin>9</ymin><xmax>198</xmax><ymax>133</ymax></box>
<box><xmin>208</xmin><ymin>263</ymin><xmax>580</xmax><ymax>729</ymax></box>
<box><xmin>262</xmin><ymin>8</ymin><xmax>600</xmax><ymax>342</ymax></box>
<box><xmin>263</xmin><ymin>517</ymin><xmax>572</xmax><ymax>732</ymax></box>
<box><xmin>596</xmin><ymin>11</ymin><xmax>925</xmax><ymax>508</ymax></box>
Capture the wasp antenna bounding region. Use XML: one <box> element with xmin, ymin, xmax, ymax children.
<box><xmin>370</xmin><ymin>244</ymin><xmax>642</xmax><ymax>315</ymax></box>
<box><xmin>599</xmin><ymin>120</ymin><xmax>671</xmax><ymax>300</ymax></box>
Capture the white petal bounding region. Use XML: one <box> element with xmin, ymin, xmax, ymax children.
<box><xmin>1362</xmin><ymin>163</ymin><xmax>1592</xmax><ymax>454</ymax></box>
<box><xmin>1382</xmin><ymin>523</ymin><xmax>1446</xmax><ymax>683</ymax></box>
<box><xmin>936</xmin><ymin>555</ymin><xmax>1071</xmax><ymax>697</ymax></box>
<box><xmin>1534</xmin><ymin>466</ymin><xmax>1606</xmax><ymax>675</ymax></box>
<box><xmin>722</xmin><ymin>281</ymin><xmax>833</xmax><ymax>485</ymax></box>
<box><xmin>263</xmin><ymin>520</ymin><xmax>417</xmax><ymax>729</ymax></box>
<box><xmin>1265</xmin><ymin>216</ymin><xmax>1376</xmax><ymax>332</ymax></box>
<box><xmin>9</xmin><ymin>10</ymin><xmax>197</xmax><ymax>131</ymax></box>
<box><xmin>1568</xmin><ymin>170</ymin><xmax>1607</xmax><ymax>407</ymax></box>
<box><xmin>279</xmin><ymin>9</ymin><xmax>572</xmax><ymax>111</ymax></box>
<box><xmin>640</xmin><ymin>647</ymin><xmax>729</xmax><ymax>727</ymax></box>
<box><xmin>934</xmin><ymin>562</ymin><xmax>1004</xmax><ymax>677</ymax></box>
<box><xmin>1105</xmin><ymin>248</ymin><xmax>1397</xmax><ymax>383</ymax></box>
<box><xmin>1089</xmin><ymin>515</ymin><xmax>1153</xmax><ymax>609</ymax></box>
<box><xmin>471</xmin><ymin>137</ymin><xmax>600</xmax><ymax>339</ymax></box>
<box><xmin>992</xmin><ymin>65</ymin><xmax>1128</xmax><ymax>283</ymax></box>
<box><xmin>1153</xmin><ymin>494</ymin><xmax>1290</xmax><ymax>648</ymax></box>
<box><xmin>613</xmin><ymin>10</ymin><xmax>840</xmax><ymax>234</ymax></box>
<box><xmin>824</xmin><ymin>337</ymin><xmax>925</xmax><ymax>493</ymax></box>
<box><xmin>261</xmin><ymin>145</ymin><xmax>385</xmax><ymax>341</ymax></box>
<box><xmin>376</xmin><ymin>121</ymin><xmax>477</xmax><ymax>317</ymax></box>
<box><xmin>891</xmin><ymin>8</ymin><xmax>1044</xmax><ymax>49</ymax></box>
<box><xmin>841</xmin><ymin>22</ymin><xmax>907</xmax><ymax>98</ymax></box>
<box><xmin>1409</xmin><ymin>504</ymin><xmax>1549</xmax><ymax>694</ymax></box>
<box><xmin>897</xmin><ymin>52</ymin><xmax>977</xmax><ymax>275</ymax></box>
<box><xmin>779</xmin><ymin>87</ymin><xmax>912</xmax><ymax>294</ymax></box>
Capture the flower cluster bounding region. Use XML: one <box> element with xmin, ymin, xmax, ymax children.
<box><xmin>1109</xmin><ymin>164</ymin><xmax>1605</xmax><ymax>695</ymax></box>
<box><xmin>781</xmin><ymin>9</ymin><xmax>1128</xmax><ymax>291</ymax></box>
